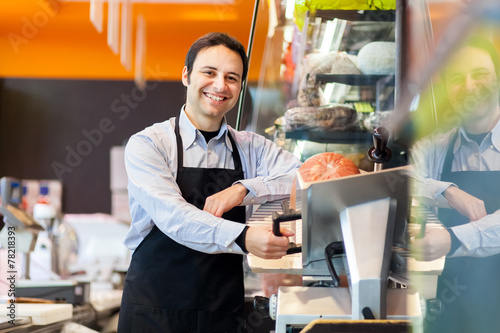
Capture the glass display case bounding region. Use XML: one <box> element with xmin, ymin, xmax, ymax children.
<box><xmin>243</xmin><ymin>0</ymin><xmax>406</xmax><ymax>170</ymax></box>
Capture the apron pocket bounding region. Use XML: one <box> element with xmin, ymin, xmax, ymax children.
<box><xmin>130</xmin><ymin>303</ymin><xmax>197</xmax><ymax>333</ymax></box>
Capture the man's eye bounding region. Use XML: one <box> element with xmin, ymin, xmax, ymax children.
<box><xmin>472</xmin><ymin>72</ymin><xmax>488</xmax><ymax>80</ymax></box>
<box><xmin>450</xmin><ymin>76</ymin><xmax>464</xmax><ymax>85</ymax></box>
<box><xmin>204</xmin><ymin>71</ymin><xmax>214</xmax><ymax>76</ymax></box>
<box><xmin>227</xmin><ymin>76</ymin><xmax>237</xmax><ymax>82</ymax></box>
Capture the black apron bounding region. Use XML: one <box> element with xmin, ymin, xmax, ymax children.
<box><xmin>427</xmin><ymin>132</ymin><xmax>500</xmax><ymax>333</ymax></box>
<box><xmin>118</xmin><ymin>115</ymin><xmax>247</xmax><ymax>333</ymax></box>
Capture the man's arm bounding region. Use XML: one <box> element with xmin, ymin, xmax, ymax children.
<box><xmin>203</xmin><ymin>183</ymin><xmax>248</xmax><ymax>217</ymax></box>
<box><xmin>126</xmin><ymin>133</ymin><xmax>293</xmax><ymax>259</ymax></box>
<box><xmin>410</xmin><ymin>134</ymin><xmax>457</xmax><ymax>208</ymax></box>
<box><xmin>125</xmin><ymin>134</ymin><xmax>247</xmax><ymax>254</ymax></box>
<box><xmin>202</xmin><ymin>181</ymin><xmax>295</xmax><ymax>258</ymax></box>
<box><xmin>412</xmin><ymin>210</ymin><xmax>500</xmax><ymax>260</ymax></box>
<box><xmin>450</xmin><ymin>209</ymin><xmax>500</xmax><ymax>257</ymax></box>
<box><xmin>232</xmin><ymin>130</ymin><xmax>301</xmax><ymax>206</ymax></box>
<box><xmin>444</xmin><ymin>186</ymin><xmax>487</xmax><ymax>221</ymax></box>
<box><xmin>202</xmin><ymin>131</ymin><xmax>300</xmax><ymax>216</ymax></box>
<box><xmin>203</xmin><ymin>130</ymin><xmax>301</xmax><ymax>256</ymax></box>
<box><xmin>411</xmin><ymin>227</ymin><xmax>452</xmax><ymax>261</ymax></box>
<box><xmin>245</xmin><ymin>226</ymin><xmax>294</xmax><ymax>259</ymax></box>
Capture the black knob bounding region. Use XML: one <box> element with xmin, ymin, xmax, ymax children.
<box><xmin>373</xmin><ymin>127</ymin><xmax>389</xmax><ymax>156</ymax></box>
<box><xmin>368</xmin><ymin>127</ymin><xmax>392</xmax><ymax>164</ymax></box>
<box><xmin>253</xmin><ymin>296</ymin><xmax>270</xmax><ymax>318</ymax></box>
<box><xmin>362</xmin><ymin>307</ymin><xmax>376</xmax><ymax>319</ymax></box>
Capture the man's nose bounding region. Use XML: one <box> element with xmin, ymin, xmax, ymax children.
<box><xmin>464</xmin><ymin>75</ymin><xmax>477</xmax><ymax>92</ymax></box>
<box><xmin>213</xmin><ymin>75</ymin><xmax>226</xmax><ymax>92</ymax></box>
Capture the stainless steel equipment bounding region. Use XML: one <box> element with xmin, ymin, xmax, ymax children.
<box><xmin>251</xmin><ymin>129</ymin><xmax>421</xmax><ymax>332</ymax></box>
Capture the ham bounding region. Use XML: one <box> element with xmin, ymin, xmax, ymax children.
<box><xmin>290</xmin><ymin>152</ymin><xmax>360</xmax><ymax>209</ymax></box>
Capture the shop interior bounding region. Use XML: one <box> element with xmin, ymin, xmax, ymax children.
<box><xmin>1</xmin><ymin>0</ymin><xmax>499</xmax><ymax>332</ymax></box>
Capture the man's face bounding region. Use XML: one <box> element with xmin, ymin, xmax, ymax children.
<box><xmin>182</xmin><ymin>45</ymin><xmax>243</xmax><ymax>126</ymax></box>
<box><xmin>444</xmin><ymin>46</ymin><xmax>498</xmax><ymax>121</ymax></box>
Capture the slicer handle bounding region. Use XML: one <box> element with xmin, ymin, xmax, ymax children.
<box><xmin>272</xmin><ymin>212</ymin><xmax>302</xmax><ymax>236</ymax></box>
<box><xmin>324</xmin><ymin>241</ymin><xmax>344</xmax><ymax>287</ymax></box>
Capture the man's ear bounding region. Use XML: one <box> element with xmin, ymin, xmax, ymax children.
<box><xmin>181</xmin><ymin>66</ymin><xmax>189</xmax><ymax>87</ymax></box>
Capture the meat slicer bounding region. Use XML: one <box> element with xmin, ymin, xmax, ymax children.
<box><xmin>250</xmin><ymin>128</ymin><xmax>421</xmax><ymax>332</ymax></box>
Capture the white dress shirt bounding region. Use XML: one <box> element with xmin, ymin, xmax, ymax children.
<box><xmin>123</xmin><ymin>107</ymin><xmax>301</xmax><ymax>254</ymax></box>
<box><xmin>411</xmin><ymin>118</ymin><xmax>500</xmax><ymax>257</ymax></box>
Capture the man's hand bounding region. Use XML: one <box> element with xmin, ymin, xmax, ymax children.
<box><xmin>204</xmin><ymin>184</ymin><xmax>248</xmax><ymax>217</ymax></box>
<box><xmin>444</xmin><ymin>186</ymin><xmax>487</xmax><ymax>221</ymax></box>
<box><xmin>411</xmin><ymin>227</ymin><xmax>452</xmax><ymax>261</ymax></box>
<box><xmin>245</xmin><ymin>226</ymin><xmax>294</xmax><ymax>259</ymax></box>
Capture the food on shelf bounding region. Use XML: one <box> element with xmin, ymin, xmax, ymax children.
<box><xmin>330</xmin><ymin>52</ymin><xmax>361</xmax><ymax>75</ymax></box>
<box><xmin>297</xmin><ymin>85</ymin><xmax>323</xmax><ymax>107</ymax></box>
<box><xmin>297</xmin><ymin>51</ymin><xmax>362</xmax><ymax>107</ymax></box>
<box><xmin>315</xmin><ymin>104</ymin><xmax>358</xmax><ymax>131</ymax></box>
<box><xmin>284</xmin><ymin>104</ymin><xmax>359</xmax><ymax>132</ymax></box>
<box><xmin>284</xmin><ymin>106</ymin><xmax>318</xmax><ymax>131</ymax></box>
<box><xmin>357</xmin><ymin>41</ymin><xmax>396</xmax><ymax>75</ymax></box>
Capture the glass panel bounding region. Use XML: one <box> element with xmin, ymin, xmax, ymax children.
<box><xmin>244</xmin><ymin>3</ymin><xmax>401</xmax><ymax>171</ymax></box>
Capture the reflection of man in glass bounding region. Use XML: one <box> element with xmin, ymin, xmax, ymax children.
<box><xmin>411</xmin><ymin>37</ymin><xmax>500</xmax><ymax>333</ymax></box>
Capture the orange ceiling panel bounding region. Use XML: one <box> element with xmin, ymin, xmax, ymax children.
<box><xmin>0</xmin><ymin>1</ymin><xmax>269</xmax><ymax>81</ymax></box>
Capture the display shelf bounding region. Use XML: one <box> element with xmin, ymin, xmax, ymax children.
<box><xmin>314</xmin><ymin>9</ymin><xmax>396</xmax><ymax>22</ymax></box>
<box><xmin>315</xmin><ymin>74</ymin><xmax>395</xmax><ymax>86</ymax></box>
<box><xmin>286</xmin><ymin>129</ymin><xmax>372</xmax><ymax>144</ymax></box>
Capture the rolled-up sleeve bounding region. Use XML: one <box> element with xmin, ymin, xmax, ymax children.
<box><xmin>233</xmin><ymin>131</ymin><xmax>301</xmax><ymax>206</ymax></box>
<box><xmin>450</xmin><ymin>209</ymin><xmax>500</xmax><ymax>257</ymax></box>
<box><xmin>411</xmin><ymin>132</ymin><xmax>456</xmax><ymax>208</ymax></box>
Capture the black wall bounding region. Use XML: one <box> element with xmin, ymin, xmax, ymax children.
<box><xmin>0</xmin><ymin>78</ymin><xmax>251</xmax><ymax>214</ymax></box>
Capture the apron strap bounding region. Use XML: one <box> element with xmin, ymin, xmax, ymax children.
<box><xmin>174</xmin><ymin>112</ymin><xmax>243</xmax><ymax>177</ymax></box>
<box><xmin>226</xmin><ymin>129</ymin><xmax>242</xmax><ymax>171</ymax></box>
<box><xmin>174</xmin><ymin>113</ymin><xmax>183</xmax><ymax>175</ymax></box>
<box><xmin>441</xmin><ymin>130</ymin><xmax>459</xmax><ymax>177</ymax></box>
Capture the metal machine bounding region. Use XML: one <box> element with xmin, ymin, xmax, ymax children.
<box><xmin>251</xmin><ymin>129</ymin><xmax>421</xmax><ymax>332</ymax></box>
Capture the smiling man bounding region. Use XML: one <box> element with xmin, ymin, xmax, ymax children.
<box><xmin>411</xmin><ymin>36</ymin><xmax>500</xmax><ymax>333</ymax></box>
<box><xmin>117</xmin><ymin>32</ymin><xmax>301</xmax><ymax>333</ymax></box>
<box><xmin>183</xmin><ymin>44</ymin><xmax>243</xmax><ymax>131</ymax></box>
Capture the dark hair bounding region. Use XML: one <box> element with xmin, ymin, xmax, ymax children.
<box><xmin>466</xmin><ymin>36</ymin><xmax>500</xmax><ymax>77</ymax></box>
<box><xmin>184</xmin><ymin>32</ymin><xmax>248</xmax><ymax>84</ymax></box>
<box><xmin>442</xmin><ymin>36</ymin><xmax>500</xmax><ymax>85</ymax></box>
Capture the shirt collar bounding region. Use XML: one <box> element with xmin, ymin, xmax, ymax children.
<box><xmin>219</xmin><ymin>119</ymin><xmax>234</xmax><ymax>152</ymax></box>
<box><xmin>490</xmin><ymin>117</ymin><xmax>500</xmax><ymax>151</ymax></box>
<box><xmin>456</xmin><ymin>117</ymin><xmax>500</xmax><ymax>152</ymax></box>
<box><xmin>178</xmin><ymin>106</ymin><xmax>198</xmax><ymax>149</ymax></box>
<box><xmin>178</xmin><ymin>105</ymin><xmax>231</xmax><ymax>150</ymax></box>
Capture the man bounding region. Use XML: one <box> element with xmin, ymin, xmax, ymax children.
<box><xmin>411</xmin><ymin>36</ymin><xmax>500</xmax><ymax>333</ymax></box>
<box><xmin>117</xmin><ymin>32</ymin><xmax>301</xmax><ymax>332</ymax></box>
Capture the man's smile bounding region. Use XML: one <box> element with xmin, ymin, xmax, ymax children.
<box><xmin>204</xmin><ymin>92</ymin><xmax>228</xmax><ymax>102</ymax></box>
